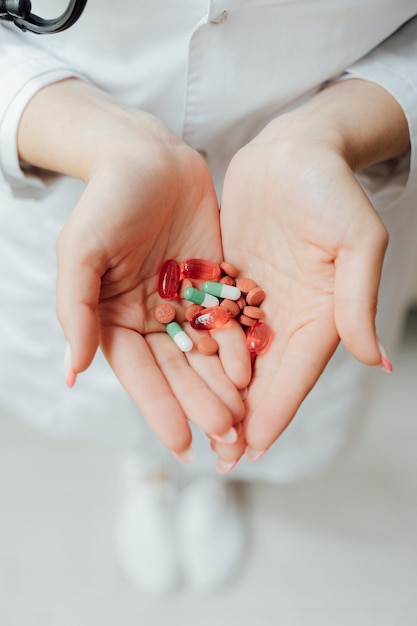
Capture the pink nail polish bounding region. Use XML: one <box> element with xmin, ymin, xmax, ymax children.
<box><xmin>64</xmin><ymin>342</ymin><xmax>77</xmax><ymax>387</ymax></box>
<box><xmin>211</xmin><ymin>426</ymin><xmax>238</xmax><ymax>445</ymax></box>
<box><xmin>172</xmin><ymin>447</ymin><xmax>194</xmax><ymax>464</ymax></box>
<box><xmin>216</xmin><ymin>458</ymin><xmax>238</xmax><ymax>475</ymax></box>
<box><xmin>245</xmin><ymin>446</ymin><xmax>268</xmax><ymax>462</ymax></box>
<box><xmin>65</xmin><ymin>366</ymin><xmax>77</xmax><ymax>388</ymax></box>
<box><xmin>377</xmin><ymin>337</ymin><xmax>393</xmax><ymax>373</ymax></box>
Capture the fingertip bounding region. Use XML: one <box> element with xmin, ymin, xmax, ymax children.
<box><xmin>172</xmin><ymin>446</ymin><xmax>194</xmax><ymax>464</ymax></box>
<box><xmin>376</xmin><ymin>336</ymin><xmax>393</xmax><ymax>373</ymax></box>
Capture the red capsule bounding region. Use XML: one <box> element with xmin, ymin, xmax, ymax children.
<box><xmin>246</xmin><ymin>322</ymin><xmax>273</xmax><ymax>356</ymax></box>
<box><xmin>180</xmin><ymin>258</ymin><xmax>221</xmax><ymax>281</ymax></box>
<box><xmin>158</xmin><ymin>259</ymin><xmax>180</xmax><ymax>299</ymax></box>
<box><xmin>190</xmin><ymin>306</ymin><xmax>233</xmax><ymax>330</ymax></box>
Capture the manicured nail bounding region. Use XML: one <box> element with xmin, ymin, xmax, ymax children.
<box><xmin>64</xmin><ymin>342</ymin><xmax>77</xmax><ymax>388</ymax></box>
<box><xmin>377</xmin><ymin>337</ymin><xmax>393</xmax><ymax>373</ymax></box>
<box><xmin>216</xmin><ymin>458</ymin><xmax>238</xmax><ymax>474</ymax></box>
<box><xmin>211</xmin><ymin>426</ymin><xmax>238</xmax><ymax>445</ymax></box>
<box><xmin>172</xmin><ymin>447</ymin><xmax>194</xmax><ymax>464</ymax></box>
<box><xmin>245</xmin><ymin>446</ymin><xmax>268</xmax><ymax>462</ymax></box>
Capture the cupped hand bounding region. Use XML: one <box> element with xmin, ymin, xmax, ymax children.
<box><xmin>56</xmin><ymin>110</ymin><xmax>251</xmax><ymax>458</ymax></box>
<box><xmin>218</xmin><ymin>112</ymin><xmax>389</xmax><ymax>461</ymax></box>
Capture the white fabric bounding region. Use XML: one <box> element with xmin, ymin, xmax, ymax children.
<box><xmin>0</xmin><ymin>2</ymin><xmax>417</xmax><ymax>482</ymax></box>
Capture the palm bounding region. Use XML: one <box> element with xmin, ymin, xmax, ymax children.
<box><xmin>221</xmin><ymin>138</ymin><xmax>386</xmax><ymax>453</ymax></box>
<box><xmin>58</xmin><ymin>142</ymin><xmax>250</xmax><ymax>454</ymax></box>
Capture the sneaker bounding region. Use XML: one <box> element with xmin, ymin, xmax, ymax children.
<box><xmin>116</xmin><ymin>466</ymin><xmax>180</xmax><ymax>594</ymax></box>
<box><xmin>177</xmin><ymin>478</ymin><xmax>246</xmax><ymax>591</ymax></box>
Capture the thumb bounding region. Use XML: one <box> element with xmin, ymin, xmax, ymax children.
<box><xmin>56</xmin><ymin>220</ymin><xmax>103</xmax><ymax>386</ymax></box>
<box><xmin>334</xmin><ymin>205</ymin><xmax>390</xmax><ymax>368</ymax></box>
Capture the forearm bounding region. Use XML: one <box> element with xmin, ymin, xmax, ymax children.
<box><xmin>16</xmin><ymin>78</ymin><xmax>176</xmax><ymax>182</ymax></box>
<box><xmin>288</xmin><ymin>78</ymin><xmax>410</xmax><ymax>172</ymax></box>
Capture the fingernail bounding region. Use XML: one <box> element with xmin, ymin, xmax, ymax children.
<box><xmin>245</xmin><ymin>446</ymin><xmax>268</xmax><ymax>462</ymax></box>
<box><xmin>64</xmin><ymin>342</ymin><xmax>77</xmax><ymax>388</ymax></box>
<box><xmin>377</xmin><ymin>337</ymin><xmax>393</xmax><ymax>373</ymax></box>
<box><xmin>216</xmin><ymin>458</ymin><xmax>238</xmax><ymax>474</ymax></box>
<box><xmin>211</xmin><ymin>426</ymin><xmax>238</xmax><ymax>445</ymax></box>
<box><xmin>172</xmin><ymin>447</ymin><xmax>194</xmax><ymax>464</ymax></box>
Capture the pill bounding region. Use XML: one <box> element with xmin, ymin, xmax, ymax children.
<box><xmin>237</xmin><ymin>313</ymin><xmax>257</xmax><ymax>327</ymax></box>
<box><xmin>220</xmin><ymin>299</ymin><xmax>241</xmax><ymax>317</ymax></box>
<box><xmin>202</xmin><ymin>280</ymin><xmax>241</xmax><ymax>301</ymax></box>
<box><xmin>154</xmin><ymin>303</ymin><xmax>176</xmax><ymax>324</ymax></box>
<box><xmin>197</xmin><ymin>335</ymin><xmax>219</xmax><ymax>355</ymax></box>
<box><xmin>190</xmin><ymin>306</ymin><xmax>233</xmax><ymax>330</ymax></box>
<box><xmin>185</xmin><ymin>304</ymin><xmax>203</xmax><ymax>321</ymax></box>
<box><xmin>166</xmin><ymin>321</ymin><xmax>193</xmax><ymax>352</ymax></box>
<box><xmin>246</xmin><ymin>322</ymin><xmax>273</xmax><ymax>355</ymax></box>
<box><xmin>243</xmin><ymin>305</ymin><xmax>265</xmax><ymax>320</ymax></box>
<box><xmin>219</xmin><ymin>275</ymin><xmax>236</xmax><ymax>286</ymax></box>
<box><xmin>179</xmin><ymin>278</ymin><xmax>193</xmax><ymax>298</ymax></box>
<box><xmin>158</xmin><ymin>259</ymin><xmax>180</xmax><ymax>299</ymax></box>
<box><xmin>236</xmin><ymin>277</ymin><xmax>257</xmax><ymax>294</ymax></box>
<box><xmin>220</xmin><ymin>261</ymin><xmax>239</xmax><ymax>278</ymax></box>
<box><xmin>183</xmin><ymin>286</ymin><xmax>219</xmax><ymax>308</ymax></box>
<box><xmin>180</xmin><ymin>258</ymin><xmax>221</xmax><ymax>281</ymax></box>
<box><xmin>246</xmin><ymin>287</ymin><xmax>266</xmax><ymax>306</ymax></box>
<box><xmin>236</xmin><ymin>296</ymin><xmax>246</xmax><ymax>310</ymax></box>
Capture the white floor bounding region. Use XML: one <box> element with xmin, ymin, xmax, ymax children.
<box><xmin>0</xmin><ymin>312</ymin><xmax>416</xmax><ymax>626</ymax></box>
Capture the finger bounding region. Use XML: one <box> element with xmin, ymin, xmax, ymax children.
<box><xmin>334</xmin><ymin>207</ymin><xmax>388</xmax><ymax>366</ymax></box>
<box><xmin>210</xmin><ymin>319</ymin><xmax>252</xmax><ymax>389</ymax></box>
<box><xmin>147</xmin><ymin>332</ymin><xmax>237</xmax><ymax>440</ymax></box>
<box><xmin>56</xmin><ymin>221</ymin><xmax>103</xmax><ymax>376</ymax></box>
<box><xmin>245</xmin><ymin>315</ymin><xmax>339</xmax><ymax>454</ymax></box>
<box><xmin>100</xmin><ymin>325</ymin><xmax>193</xmax><ymax>454</ymax></box>
<box><xmin>210</xmin><ymin>421</ymin><xmax>246</xmax><ymax>472</ymax></box>
<box><xmin>184</xmin><ymin>324</ymin><xmax>245</xmax><ymax>422</ymax></box>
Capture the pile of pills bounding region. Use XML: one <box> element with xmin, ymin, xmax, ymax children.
<box><xmin>155</xmin><ymin>258</ymin><xmax>272</xmax><ymax>357</ymax></box>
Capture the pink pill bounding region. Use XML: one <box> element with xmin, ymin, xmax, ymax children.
<box><xmin>158</xmin><ymin>259</ymin><xmax>180</xmax><ymax>299</ymax></box>
<box><xmin>180</xmin><ymin>258</ymin><xmax>221</xmax><ymax>281</ymax></box>
<box><xmin>190</xmin><ymin>306</ymin><xmax>233</xmax><ymax>330</ymax></box>
<box><xmin>246</xmin><ymin>322</ymin><xmax>273</xmax><ymax>356</ymax></box>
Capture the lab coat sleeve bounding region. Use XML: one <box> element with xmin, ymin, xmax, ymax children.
<box><xmin>0</xmin><ymin>24</ymin><xmax>87</xmax><ymax>199</ymax></box>
<box><xmin>341</xmin><ymin>16</ymin><xmax>417</xmax><ymax>211</ymax></box>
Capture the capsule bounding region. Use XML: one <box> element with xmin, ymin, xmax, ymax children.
<box><xmin>166</xmin><ymin>321</ymin><xmax>193</xmax><ymax>352</ymax></box>
<box><xmin>190</xmin><ymin>306</ymin><xmax>233</xmax><ymax>330</ymax></box>
<box><xmin>180</xmin><ymin>258</ymin><xmax>221</xmax><ymax>281</ymax></box>
<box><xmin>246</xmin><ymin>322</ymin><xmax>273</xmax><ymax>356</ymax></box>
<box><xmin>183</xmin><ymin>286</ymin><xmax>219</xmax><ymax>308</ymax></box>
<box><xmin>158</xmin><ymin>259</ymin><xmax>180</xmax><ymax>299</ymax></box>
<box><xmin>202</xmin><ymin>281</ymin><xmax>241</xmax><ymax>301</ymax></box>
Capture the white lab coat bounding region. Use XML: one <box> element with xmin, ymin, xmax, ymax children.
<box><xmin>0</xmin><ymin>1</ymin><xmax>416</xmax><ymax>481</ymax></box>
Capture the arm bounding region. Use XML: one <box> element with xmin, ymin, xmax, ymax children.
<box><xmin>215</xmin><ymin>75</ymin><xmax>410</xmax><ymax>465</ymax></box>
<box><xmin>15</xmin><ymin>77</ymin><xmax>252</xmax><ymax>459</ymax></box>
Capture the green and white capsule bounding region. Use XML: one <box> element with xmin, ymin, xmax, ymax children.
<box><xmin>202</xmin><ymin>281</ymin><xmax>241</xmax><ymax>301</ymax></box>
<box><xmin>182</xmin><ymin>286</ymin><xmax>219</xmax><ymax>308</ymax></box>
<box><xmin>166</xmin><ymin>322</ymin><xmax>193</xmax><ymax>352</ymax></box>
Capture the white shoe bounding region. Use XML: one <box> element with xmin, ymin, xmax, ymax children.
<box><xmin>116</xmin><ymin>462</ymin><xmax>180</xmax><ymax>594</ymax></box>
<box><xmin>177</xmin><ymin>478</ymin><xmax>246</xmax><ymax>591</ymax></box>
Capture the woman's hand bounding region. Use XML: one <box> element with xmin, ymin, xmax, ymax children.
<box><xmin>18</xmin><ymin>79</ymin><xmax>251</xmax><ymax>459</ymax></box>
<box><xmin>215</xmin><ymin>79</ymin><xmax>409</xmax><ymax>465</ymax></box>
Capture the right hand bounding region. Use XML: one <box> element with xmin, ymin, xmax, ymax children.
<box><xmin>18</xmin><ymin>80</ymin><xmax>252</xmax><ymax>459</ymax></box>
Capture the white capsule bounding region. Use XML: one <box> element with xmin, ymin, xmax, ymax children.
<box><xmin>202</xmin><ymin>281</ymin><xmax>241</xmax><ymax>301</ymax></box>
<box><xmin>166</xmin><ymin>322</ymin><xmax>193</xmax><ymax>352</ymax></box>
<box><xmin>183</xmin><ymin>286</ymin><xmax>219</xmax><ymax>308</ymax></box>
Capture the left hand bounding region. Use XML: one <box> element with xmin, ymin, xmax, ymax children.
<box><xmin>212</xmin><ymin>79</ymin><xmax>409</xmax><ymax>466</ymax></box>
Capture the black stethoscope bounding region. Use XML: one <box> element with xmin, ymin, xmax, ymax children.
<box><xmin>0</xmin><ymin>0</ymin><xmax>88</xmax><ymax>33</ymax></box>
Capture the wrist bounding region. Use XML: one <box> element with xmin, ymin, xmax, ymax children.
<box><xmin>17</xmin><ymin>78</ymin><xmax>180</xmax><ymax>182</ymax></box>
<box><xmin>292</xmin><ymin>79</ymin><xmax>410</xmax><ymax>171</ymax></box>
